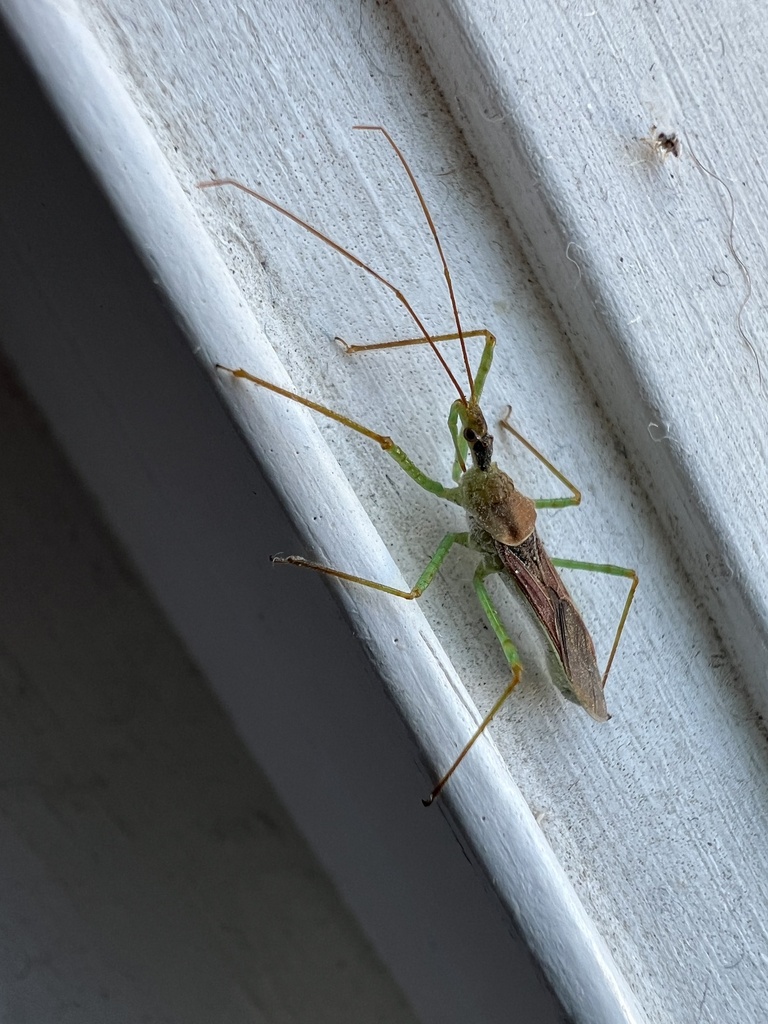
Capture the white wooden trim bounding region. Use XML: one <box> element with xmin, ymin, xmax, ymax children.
<box><xmin>4</xmin><ymin>1</ymin><xmax>768</xmax><ymax>1022</ymax></box>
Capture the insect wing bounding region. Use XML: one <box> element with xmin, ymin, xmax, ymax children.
<box><xmin>495</xmin><ymin>536</ymin><xmax>608</xmax><ymax>721</ymax></box>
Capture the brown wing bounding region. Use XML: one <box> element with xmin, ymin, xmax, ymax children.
<box><xmin>495</xmin><ymin>533</ymin><xmax>609</xmax><ymax>722</ymax></box>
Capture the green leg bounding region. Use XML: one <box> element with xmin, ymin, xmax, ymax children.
<box><xmin>340</xmin><ymin>329</ymin><xmax>495</xmax><ymax>419</ymax></box>
<box><xmin>335</xmin><ymin>329</ymin><xmax>497</xmax><ymax>483</ymax></box>
<box><xmin>217</xmin><ymin>365</ymin><xmax>462</xmax><ymax>505</ymax></box>
<box><xmin>345</xmin><ymin>326</ymin><xmax>496</xmax><ymax>407</ymax></box>
<box><xmin>472</xmin><ymin>562</ymin><xmax>522</xmax><ymax>676</ymax></box>
<box><xmin>441</xmin><ymin>330</ymin><xmax>497</xmax><ymax>479</ymax></box>
<box><xmin>550</xmin><ymin>557</ymin><xmax>638</xmax><ymax>684</ymax></box>
<box><xmin>425</xmin><ymin>559</ymin><xmax>523</xmax><ymax>805</ymax></box>
<box><xmin>274</xmin><ymin>531</ymin><xmax>470</xmax><ymax>601</ymax></box>
<box><xmin>498</xmin><ymin>408</ymin><xmax>581</xmax><ymax>510</ymax></box>
<box><xmin>338</xmin><ymin>328</ymin><xmax>492</xmax><ymax>359</ymax></box>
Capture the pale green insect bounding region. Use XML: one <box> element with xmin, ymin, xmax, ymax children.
<box><xmin>199</xmin><ymin>126</ymin><xmax>637</xmax><ymax>804</ymax></box>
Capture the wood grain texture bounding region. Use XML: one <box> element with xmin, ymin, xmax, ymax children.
<box><xmin>4</xmin><ymin>0</ymin><xmax>768</xmax><ymax>1022</ymax></box>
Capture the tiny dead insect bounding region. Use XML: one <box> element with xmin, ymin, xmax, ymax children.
<box><xmin>199</xmin><ymin>127</ymin><xmax>638</xmax><ymax>805</ymax></box>
<box><xmin>645</xmin><ymin>124</ymin><xmax>682</xmax><ymax>160</ymax></box>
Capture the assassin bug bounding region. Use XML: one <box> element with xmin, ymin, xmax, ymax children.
<box><xmin>199</xmin><ymin>126</ymin><xmax>638</xmax><ymax>804</ymax></box>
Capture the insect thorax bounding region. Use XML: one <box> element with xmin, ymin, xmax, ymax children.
<box><xmin>458</xmin><ymin>464</ymin><xmax>537</xmax><ymax>547</ymax></box>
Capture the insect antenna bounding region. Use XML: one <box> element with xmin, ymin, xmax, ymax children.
<box><xmin>354</xmin><ymin>125</ymin><xmax>474</xmax><ymax>402</ymax></box>
<box><xmin>198</xmin><ymin>157</ymin><xmax>468</xmax><ymax>403</ymax></box>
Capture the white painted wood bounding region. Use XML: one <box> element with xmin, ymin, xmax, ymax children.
<box><xmin>4</xmin><ymin>0</ymin><xmax>768</xmax><ymax>1022</ymax></box>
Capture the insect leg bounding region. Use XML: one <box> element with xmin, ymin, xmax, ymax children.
<box><xmin>550</xmin><ymin>557</ymin><xmax>638</xmax><ymax>685</ymax></box>
<box><xmin>217</xmin><ymin>364</ymin><xmax>462</xmax><ymax>503</ymax></box>
<box><xmin>339</xmin><ymin>328</ymin><xmax>492</xmax><ymax>359</ymax></box>
<box><xmin>445</xmin><ymin>331</ymin><xmax>498</xmax><ymax>479</ymax></box>
<box><xmin>498</xmin><ymin>408</ymin><xmax>582</xmax><ymax>510</ymax></box>
<box><xmin>273</xmin><ymin>531</ymin><xmax>470</xmax><ymax>600</ymax></box>
<box><xmin>424</xmin><ymin>558</ymin><xmax>523</xmax><ymax>805</ymax></box>
<box><xmin>338</xmin><ymin>331</ymin><xmax>496</xmax><ymax>480</ymax></box>
<box><xmin>340</xmin><ymin>329</ymin><xmax>495</xmax><ymax>398</ymax></box>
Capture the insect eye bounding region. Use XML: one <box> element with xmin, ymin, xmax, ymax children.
<box><xmin>464</xmin><ymin>428</ymin><xmax>476</xmax><ymax>442</ymax></box>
